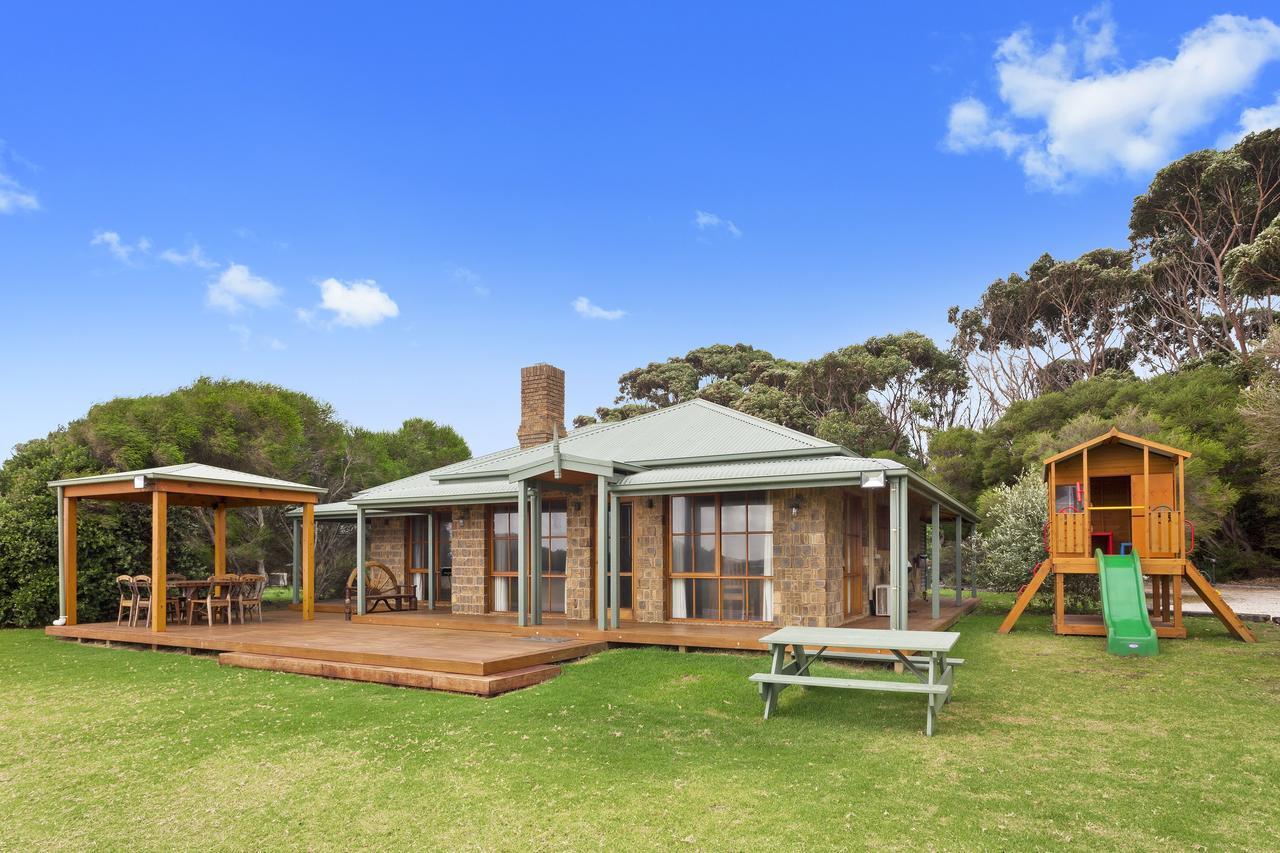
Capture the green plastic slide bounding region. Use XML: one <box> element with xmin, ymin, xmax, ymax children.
<box><xmin>1095</xmin><ymin>550</ymin><xmax>1159</xmax><ymax>656</ymax></box>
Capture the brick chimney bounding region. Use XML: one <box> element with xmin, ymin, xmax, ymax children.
<box><xmin>517</xmin><ymin>363</ymin><xmax>566</xmax><ymax>448</ymax></box>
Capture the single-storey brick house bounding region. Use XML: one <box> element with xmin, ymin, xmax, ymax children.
<box><xmin>303</xmin><ymin>364</ymin><xmax>977</xmax><ymax>632</ymax></box>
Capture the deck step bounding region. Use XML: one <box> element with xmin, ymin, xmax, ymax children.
<box><xmin>217</xmin><ymin>652</ymin><xmax>560</xmax><ymax>695</ymax></box>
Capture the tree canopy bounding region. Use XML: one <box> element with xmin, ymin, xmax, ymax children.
<box><xmin>0</xmin><ymin>378</ymin><xmax>469</xmax><ymax>627</ymax></box>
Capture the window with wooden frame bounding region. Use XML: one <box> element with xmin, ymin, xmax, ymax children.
<box><xmin>605</xmin><ymin>501</ymin><xmax>634</xmax><ymax>616</ymax></box>
<box><xmin>488</xmin><ymin>501</ymin><xmax>567</xmax><ymax>614</ymax></box>
<box><xmin>489</xmin><ymin>505</ymin><xmax>520</xmax><ymax>612</ymax></box>
<box><xmin>668</xmin><ymin>491</ymin><xmax>773</xmax><ymax>622</ymax></box>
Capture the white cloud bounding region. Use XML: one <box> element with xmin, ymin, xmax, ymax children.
<box><xmin>1218</xmin><ymin>91</ymin><xmax>1280</xmax><ymax>146</ymax></box>
<box><xmin>90</xmin><ymin>230</ymin><xmax>151</xmax><ymax>263</ymax></box>
<box><xmin>228</xmin><ymin>324</ymin><xmax>286</xmax><ymax>351</ymax></box>
<box><xmin>159</xmin><ymin>242</ymin><xmax>217</xmax><ymax>269</ymax></box>
<box><xmin>0</xmin><ymin>143</ymin><xmax>38</xmax><ymax>214</ymax></box>
<box><xmin>451</xmin><ymin>264</ymin><xmax>489</xmax><ymax>296</ymax></box>
<box><xmin>206</xmin><ymin>263</ymin><xmax>282</xmax><ymax>312</ymax></box>
<box><xmin>311</xmin><ymin>278</ymin><xmax>399</xmax><ymax>327</ymax></box>
<box><xmin>0</xmin><ymin>173</ymin><xmax>38</xmax><ymax>214</ymax></box>
<box><xmin>946</xmin><ymin>9</ymin><xmax>1280</xmax><ymax>188</ymax></box>
<box><xmin>693</xmin><ymin>209</ymin><xmax>742</xmax><ymax>238</ymax></box>
<box><xmin>572</xmin><ymin>296</ymin><xmax>625</xmax><ymax>320</ymax></box>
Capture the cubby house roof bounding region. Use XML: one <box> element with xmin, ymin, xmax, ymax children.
<box><xmin>1042</xmin><ymin>428</ymin><xmax>1191</xmax><ymax>468</ymax></box>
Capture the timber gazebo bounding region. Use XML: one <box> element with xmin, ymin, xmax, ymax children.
<box><xmin>49</xmin><ymin>463</ymin><xmax>327</xmax><ymax>631</ymax></box>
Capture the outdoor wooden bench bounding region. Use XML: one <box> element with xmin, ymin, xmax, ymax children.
<box><xmin>345</xmin><ymin>560</ymin><xmax>418</xmax><ymax>620</ymax></box>
<box><xmin>751</xmin><ymin>626</ymin><xmax>962</xmax><ymax>736</ymax></box>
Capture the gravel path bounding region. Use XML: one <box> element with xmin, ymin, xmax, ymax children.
<box><xmin>1180</xmin><ymin>584</ymin><xmax>1280</xmax><ymax>621</ymax></box>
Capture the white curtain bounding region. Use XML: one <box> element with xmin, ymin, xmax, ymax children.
<box><xmin>671</xmin><ymin>579</ymin><xmax>688</xmax><ymax>618</ymax></box>
<box><xmin>760</xmin><ymin>580</ymin><xmax>774</xmax><ymax>622</ymax></box>
<box><xmin>494</xmin><ymin>579</ymin><xmax>509</xmax><ymax>612</ymax></box>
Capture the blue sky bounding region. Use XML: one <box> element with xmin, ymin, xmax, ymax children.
<box><xmin>3</xmin><ymin>2</ymin><xmax>1280</xmax><ymax>460</ymax></box>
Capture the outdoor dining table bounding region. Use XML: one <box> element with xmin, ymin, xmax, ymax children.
<box><xmin>167</xmin><ymin>577</ymin><xmax>233</xmax><ymax>624</ymax></box>
<box><xmin>749</xmin><ymin>626</ymin><xmax>963</xmax><ymax>736</ymax></box>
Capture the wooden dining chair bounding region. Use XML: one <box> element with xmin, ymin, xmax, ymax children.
<box><xmin>115</xmin><ymin>575</ymin><xmax>138</xmax><ymax>626</ymax></box>
<box><xmin>237</xmin><ymin>574</ymin><xmax>267</xmax><ymax>623</ymax></box>
<box><xmin>166</xmin><ymin>574</ymin><xmax>187</xmax><ymax>624</ymax></box>
<box><xmin>187</xmin><ymin>575</ymin><xmax>237</xmax><ymax>627</ymax></box>
<box><xmin>131</xmin><ymin>575</ymin><xmax>154</xmax><ymax>628</ymax></box>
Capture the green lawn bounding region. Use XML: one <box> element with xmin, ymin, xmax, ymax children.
<box><xmin>2</xmin><ymin>601</ymin><xmax>1277</xmax><ymax>851</ymax></box>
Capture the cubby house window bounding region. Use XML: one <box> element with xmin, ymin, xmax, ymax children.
<box><xmin>669</xmin><ymin>491</ymin><xmax>773</xmax><ymax>622</ymax></box>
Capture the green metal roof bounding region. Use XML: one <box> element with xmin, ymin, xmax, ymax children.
<box><xmin>612</xmin><ymin>455</ymin><xmax>903</xmax><ymax>491</ymax></box>
<box><xmin>433</xmin><ymin>399</ymin><xmax>841</xmax><ymax>481</ymax></box>
<box><xmin>285</xmin><ymin>501</ymin><xmax>426</xmax><ymax>520</ymax></box>
<box><xmin>48</xmin><ymin>462</ymin><xmax>328</xmax><ymax>494</ymax></box>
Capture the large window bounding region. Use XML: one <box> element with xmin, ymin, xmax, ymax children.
<box><xmin>408</xmin><ymin>513</ymin><xmax>453</xmax><ymax>608</ymax></box>
<box><xmin>489</xmin><ymin>501</ymin><xmax>567</xmax><ymax>614</ymax></box>
<box><xmin>669</xmin><ymin>492</ymin><xmax>773</xmax><ymax>622</ymax></box>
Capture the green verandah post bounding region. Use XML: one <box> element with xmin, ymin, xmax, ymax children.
<box><xmin>517</xmin><ymin>480</ymin><xmax>528</xmax><ymax>627</ymax></box>
<box><xmin>596</xmin><ymin>475</ymin><xmax>608</xmax><ymax>631</ymax></box>
<box><xmin>56</xmin><ymin>485</ymin><xmax>65</xmax><ymax>621</ymax></box>
<box><xmin>426</xmin><ymin>511</ymin><xmax>436</xmax><ymax>609</ymax></box>
<box><xmin>609</xmin><ymin>491</ymin><xmax>621</xmax><ymax>629</ymax></box>
<box><xmin>531</xmin><ymin>483</ymin><xmax>543</xmax><ymax>625</ymax></box>
<box><xmin>888</xmin><ymin>475</ymin><xmax>904</xmax><ymax>630</ymax></box>
<box><xmin>355</xmin><ymin>505</ymin><xmax>367</xmax><ymax>616</ymax></box>
<box><xmin>931</xmin><ymin>501</ymin><xmax>941</xmax><ymax>620</ymax></box>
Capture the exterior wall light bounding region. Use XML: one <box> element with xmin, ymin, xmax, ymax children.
<box><xmin>862</xmin><ymin>471</ymin><xmax>886</xmax><ymax>489</ymax></box>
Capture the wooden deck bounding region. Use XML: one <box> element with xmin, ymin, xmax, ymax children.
<box><xmin>353</xmin><ymin>596</ymin><xmax>981</xmax><ymax>651</ymax></box>
<box><xmin>46</xmin><ymin>612</ymin><xmax>603</xmax><ymax>695</ymax></box>
<box><xmin>46</xmin><ymin>597</ymin><xmax>980</xmax><ymax>694</ymax></box>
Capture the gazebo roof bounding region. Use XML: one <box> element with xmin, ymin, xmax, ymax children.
<box><xmin>49</xmin><ymin>462</ymin><xmax>325</xmax><ymax>506</ymax></box>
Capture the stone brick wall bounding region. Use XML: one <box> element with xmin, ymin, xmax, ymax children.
<box><xmin>630</xmin><ymin>498</ymin><xmax>666</xmax><ymax>622</ymax></box>
<box><xmin>556</xmin><ymin>488</ymin><xmax>595</xmax><ymax>621</ymax></box>
<box><xmin>771</xmin><ymin>487</ymin><xmax>843</xmax><ymax>628</ymax></box>
<box><xmin>517</xmin><ymin>363</ymin><xmax>565</xmax><ymax>449</ymax></box>
<box><xmin>450</xmin><ymin>506</ymin><xmax>488</xmax><ymax>615</ymax></box>
<box><xmin>366</xmin><ymin>517</ymin><xmax>406</xmax><ymax>584</ymax></box>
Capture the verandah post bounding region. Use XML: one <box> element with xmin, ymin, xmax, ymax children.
<box><xmin>899</xmin><ymin>476</ymin><xmax>910</xmax><ymax>628</ymax></box>
<box><xmin>426</xmin><ymin>511</ymin><xmax>436</xmax><ymax>609</ymax></box>
<box><xmin>609</xmin><ymin>491</ymin><xmax>620</xmax><ymax>629</ymax></box>
<box><xmin>931</xmin><ymin>502</ymin><xmax>941</xmax><ymax>620</ymax></box>
<box><xmin>596</xmin><ymin>475</ymin><xmax>608</xmax><ymax>631</ymax></box>
<box><xmin>355</xmin><ymin>504</ymin><xmax>367</xmax><ymax>616</ymax></box>
<box><xmin>301</xmin><ymin>503</ymin><xmax>315</xmax><ymax>620</ymax></box>
<box><xmin>531</xmin><ymin>484</ymin><xmax>543</xmax><ymax>625</ymax></box>
<box><xmin>954</xmin><ymin>516</ymin><xmax>963</xmax><ymax>606</ymax></box>
<box><xmin>518</xmin><ymin>481</ymin><xmax>528</xmax><ymax>627</ymax></box>
<box><xmin>888</xmin><ymin>476</ymin><xmax>903</xmax><ymax>631</ymax></box>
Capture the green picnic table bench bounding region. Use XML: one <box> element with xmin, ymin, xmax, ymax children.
<box><xmin>750</xmin><ymin>626</ymin><xmax>963</xmax><ymax>736</ymax></box>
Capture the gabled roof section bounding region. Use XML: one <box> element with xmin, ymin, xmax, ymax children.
<box><xmin>48</xmin><ymin>462</ymin><xmax>328</xmax><ymax>494</ymax></box>
<box><xmin>1042</xmin><ymin>427</ymin><xmax>1191</xmax><ymax>467</ymax></box>
<box><xmin>434</xmin><ymin>399</ymin><xmax>842</xmax><ymax>481</ymax></box>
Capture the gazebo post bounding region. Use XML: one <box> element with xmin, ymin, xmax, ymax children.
<box><xmin>213</xmin><ymin>503</ymin><xmax>227</xmax><ymax>575</ymax></box>
<box><xmin>63</xmin><ymin>493</ymin><xmax>78</xmax><ymax>626</ymax></box>
<box><xmin>151</xmin><ymin>491</ymin><xmax>168</xmax><ymax>632</ymax></box>
<box><xmin>55</xmin><ymin>486</ymin><xmax>65</xmax><ymax>623</ymax></box>
<box><xmin>301</xmin><ymin>503</ymin><xmax>315</xmax><ymax>620</ymax></box>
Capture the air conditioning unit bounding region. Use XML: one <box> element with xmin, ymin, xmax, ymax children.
<box><xmin>874</xmin><ymin>584</ymin><xmax>892</xmax><ymax>617</ymax></box>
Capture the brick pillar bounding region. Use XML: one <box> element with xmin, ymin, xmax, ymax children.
<box><xmin>632</xmin><ymin>498</ymin><xmax>666</xmax><ymax>622</ymax></box>
<box><xmin>367</xmin><ymin>518</ymin><xmax>407</xmax><ymax>585</ymax></box>
<box><xmin>517</xmin><ymin>363</ymin><xmax>566</xmax><ymax>449</ymax></box>
<box><xmin>772</xmin><ymin>488</ymin><xmax>839</xmax><ymax>627</ymax></box>
<box><xmin>562</xmin><ymin>488</ymin><xmax>594</xmax><ymax>621</ymax></box>
<box><xmin>450</xmin><ymin>507</ymin><xmax>488</xmax><ymax>614</ymax></box>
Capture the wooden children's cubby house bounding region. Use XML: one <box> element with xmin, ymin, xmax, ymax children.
<box><xmin>998</xmin><ymin>428</ymin><xmax>1255</xmax><ymax>643</ymax></box>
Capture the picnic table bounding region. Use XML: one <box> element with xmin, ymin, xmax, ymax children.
<box><xmin>750</xmin><ymin>626</ymin><xmax>963</xmax><ymax>736</ymax></box>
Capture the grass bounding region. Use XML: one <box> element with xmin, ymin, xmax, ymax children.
<box><xmin>2</xmin><ymin>599</ymin><xmax>1277</xmax><ymax>851</ymax></box>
